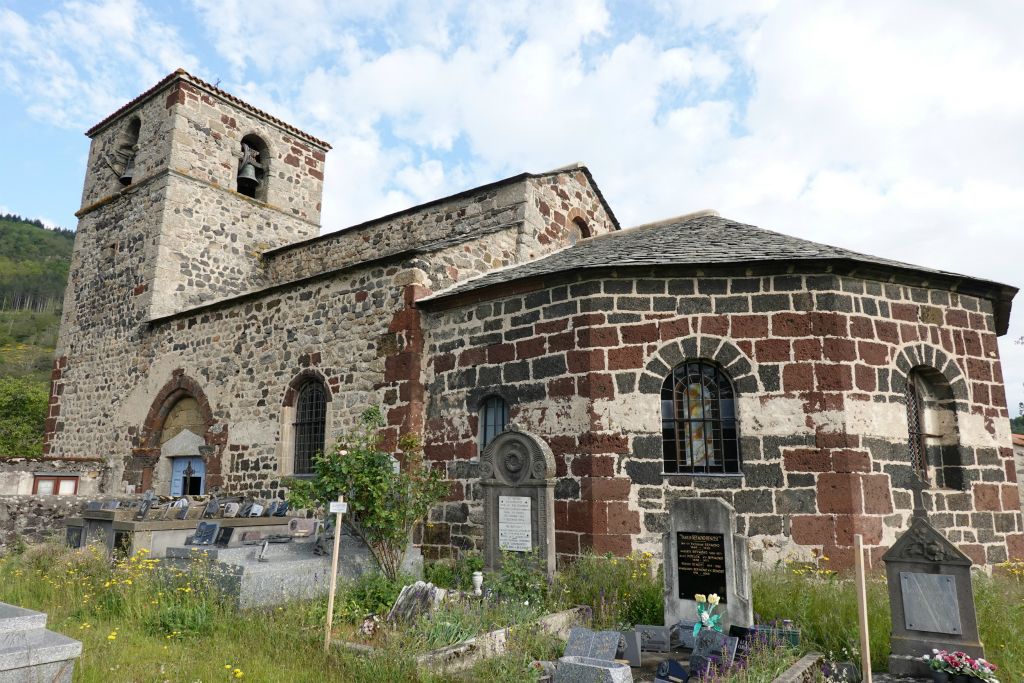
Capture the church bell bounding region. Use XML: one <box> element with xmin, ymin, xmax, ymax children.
<box><xmin>118</xmin><ymin>155</ymin><xmax>135</xmax><ymax>186</ymax></box>
<box><xmin>237</xmin><ymin>162</ymin><xmax>260</xmax><ymax>193</ymax></box>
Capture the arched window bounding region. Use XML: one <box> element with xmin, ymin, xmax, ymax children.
<box><xmin>479</xmin><ymin>396</ymin><xmax>509</xmax><ymax>450</ymax></box>
<box><xmin>569</xmin><ymin>217</ymin><xmax>591</xmax><ymax>245</ymax></box>
<box><xmin>237</xmin><ymin>134</ymin><xmax>269</xmax><ymax>201</ymax></box>
<box><xmin>905</xmin><ymin>367</ymin><xmax>959</xmax><ymax>485</ymax></box>
<box><xmin>661</xmin><ymin>361</ymin><xmax>739</xmax><ymax>474</ymax></box>
<box><xmin>293</xmin><ymin>381</ymin><xmax>326</xmax><ymax>475</ymax></box>
<box><xmin>113</xmin><ymin>116</ymin><xmax>140</xmax><ymax>186</ymax></box>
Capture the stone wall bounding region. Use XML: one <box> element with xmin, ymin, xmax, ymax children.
<box><xmin>0</xmin><ymin>457</ymin><xmax>109</xmax><ymax>496</ymax></box>
<box><xmin>0</xmin><ymin>495</ymin><xmax>133</xmax><ymax>553</ymax></box>
<box><xmin>419</xmin><ymin>270</ymin><xmax>1022</xmax><ymax>567</ymax></box>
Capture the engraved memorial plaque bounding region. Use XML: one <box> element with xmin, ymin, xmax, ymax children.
<box><xmin>498</xmin><ymin>495</ymin><xmax>532</xmax><ymax>552</ymax></box>
<box><xmin>677</xmin><ymin>531</ymin><xmax>728</xmax><ymax>602</ymax></box>
<box><xmin>901</xmin><ymin>572</ymin><xmax>962</xmax><ymax>635</ymax></box>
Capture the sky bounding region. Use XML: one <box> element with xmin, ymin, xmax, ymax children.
<box><xmin>0</xmin><ymin>0</ymin><xmax>1021</xmax><ymax>414</ymax></box>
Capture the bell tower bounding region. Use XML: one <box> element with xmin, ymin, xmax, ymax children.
<box><xmin>69</xmin><ymin>69</ymin><xmax>330</xmax><ymax>324</ymax></box>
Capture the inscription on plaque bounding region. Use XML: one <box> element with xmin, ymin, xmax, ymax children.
<box><xmin>677</xmin><ymin>532</ymin><xmax>728</xmax><ymax>602</ymax></box>
<box><xmin>901</xmin><ymin>572</ymin><xmax>962</xmax><ymax>635</ymax></box>
<box><xmin>498</xmin><ymin>496</ymin><xmax>532</xmax><ymax>552</ymax></box>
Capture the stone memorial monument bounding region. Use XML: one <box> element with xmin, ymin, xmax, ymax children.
<box><xmin>480</xmin><ymin>425</ymin><xmax>556</xmax><ymax>577</ymax></box>
<box><xmin>663</xmin><ymin>498</ymin><xmax>752</xmax><ymax>632</ymax></box>
<box><xmin>883</xmin><ymin>483</ymin><xmax>985</xmax><ymax>676</ymax></box>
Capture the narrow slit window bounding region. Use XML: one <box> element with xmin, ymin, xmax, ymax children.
<box><xmin>479</xmin><ymin>396</ymin><xmax>509</xmax><ymax>450</ymax></box>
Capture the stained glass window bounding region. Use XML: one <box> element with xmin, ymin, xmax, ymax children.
<box><xmin>661</xmin><ymin>361</ymin><xmax>740</xmax><ymax>474</ymax></box>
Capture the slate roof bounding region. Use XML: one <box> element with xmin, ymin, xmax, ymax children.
<box><xmin>422</xmin><ymin>212</ymin><xmax>1016</xmax><ymax>332</ymax></box>
<box><xmin>86</xmin><ymin>69</ymin><xmax>331</xmax><ymax>149</ymax></box>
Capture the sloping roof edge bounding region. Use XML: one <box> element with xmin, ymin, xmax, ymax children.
<box><xmin>262</xmin><ymin>164</ymin><xmax>620</xmax><ymax>259</ymax></box>
<box><xmin>85</xmin><ymin>69</ymin><xmax>331</xmax><ymax>149</ymax></box>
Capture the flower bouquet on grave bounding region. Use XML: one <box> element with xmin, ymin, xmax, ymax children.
<box><xmin>922</xmin><ymin>649</ymin><xmax>999</xmax><ymax>683</ymax></box>
<box><xmin>692</xmin><ymin>593</ymin><xmax>723</xmax><ymax>638</ymax></box>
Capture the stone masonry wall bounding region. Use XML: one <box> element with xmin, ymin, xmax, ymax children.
<box><xmin>419</xmin><ymin>271</ymin><xmax>1022</xmax><ymax>567</ymax></box>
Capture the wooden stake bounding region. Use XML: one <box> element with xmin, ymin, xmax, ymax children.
<box><xmin>854</xmin><ymin>534</ymin><xmax>872</xmax><ymax>683</ymax></box>
<box><xmin>324</xmin><ymin>495</ymin><xmax>346</xmax><ymax>652</ymax></box>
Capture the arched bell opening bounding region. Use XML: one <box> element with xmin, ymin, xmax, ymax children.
<box><xmin>237</xmin><ymin>134</ymin><xmax>270</xmax><ymax>201</ymax></box>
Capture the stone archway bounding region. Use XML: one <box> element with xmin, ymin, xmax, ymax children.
<box><xmin>126</xmin><ymin>370</ymin><xmax>226</xmax><ymax>494</ymax></box>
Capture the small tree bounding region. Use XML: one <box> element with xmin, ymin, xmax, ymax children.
<box><xmin>0</xmin><ymin>377</ymin><xmax>48</xmax><ymax>457</ymax></box>
<box><xmin>287</xmin><ymin>407</ymin><xmax>448</xmax><ymax>581</ymax></box>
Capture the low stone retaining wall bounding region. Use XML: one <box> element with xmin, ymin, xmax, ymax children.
<box><xmin>0</xmin><ymin>494</ymin><xmax>132</xmax><ymax>553</ymax></box>
<box><xmin>773</xmin><ymin>652</ymin><xmax>824</xmax><ymax>683</ymax></box>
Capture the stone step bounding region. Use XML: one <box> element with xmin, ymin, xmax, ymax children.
<box><xmin>0</xmin><ymin>628</ymin><xmax>82</xmax><ymax>672</ymax></box>
<box><xmin>0</xmin><ymin>604</ymin><xmax>47</xmax><ymax>635</ymax></box>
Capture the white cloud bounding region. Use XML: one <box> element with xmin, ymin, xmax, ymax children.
<box><xmin>0</xmin><ymin>0</ymin><xmax>199</xmax><ymax>129</ymax></box>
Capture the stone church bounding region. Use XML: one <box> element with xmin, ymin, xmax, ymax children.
<box><xmin>47</xmin><ymin>69</ymin><xmax>1022</xmax><ymax>569</ymax></box>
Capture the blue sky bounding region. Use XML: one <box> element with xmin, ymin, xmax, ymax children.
<box><xmin>2</xmin><ymin>0</ymin><xmax>1023</xmax><ymax>414</ymax></box>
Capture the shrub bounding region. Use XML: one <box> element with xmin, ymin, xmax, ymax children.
<box><xmin>490</xmin><ymin>550</ymin><xmax>549</xmax><ymax>606</ymax></box>
<box><xmin>424</xmin><ymin>551</ymin><xmax>484</xmax><ymax>590</ymax></box>
<box><xmin>287</xmin><ymin>407</ymin><xmax>449</xmax><ymax>581</ymax></box>
<box><xmin>0</xmin><ymin>376</ymin><xmax>47</xmax><ymax>457</ymax></box>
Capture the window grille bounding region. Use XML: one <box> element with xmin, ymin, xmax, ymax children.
<box><xmin>906</xmin><ymin>377</ymin><xmax>929</xmax><ymax>479</ymax></box>
<box><xmin>479</xmin><ymin>396</ymin><xmax>509</xmax><ymax>450</ymax></box>
<box><xmin>661</xmin><ymin>361</ymin><xmax>740</xmax><ymax>474</ymax></box>
<box><xmin>293</xmin><ymin>381</ymin><xmax>326</xmax><ymax>475</ymax></box>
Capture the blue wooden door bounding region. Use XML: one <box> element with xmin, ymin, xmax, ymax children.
<box><xmin>170</xmin><ymin>457</ymin><xmax>205</xmax><ymax>496</ymax></box>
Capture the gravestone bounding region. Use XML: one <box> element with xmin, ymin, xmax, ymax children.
<box><xmin>0</xmin><ymin>603</ymin><xmax>82</xmax><ymax>682</ymax></box>
<box><xmin>563</xmin><ymin>627</ymin><xmax>621</xmax><ymax>661</ymax></box>
<box><xmin>480</xmin><ymin>425</ymin><xmax>557</xmax><ymax>577</ymax></box>
<box><xmin>635</xmin><ymin>625</ymin><xmax>671</xmax><ymax>653</ymax></box>
<box><xmin>883</xmin><ymin>515</ymin><xmax>984</xmax><ymax>676</ymax></box>
<box><xmin>617</xmin><ymin>630</ymin><xmax>641</xmax><ymax>667</ymax></box>
<box><xmin>687</xmin><ymin>628</ymin><xmax>739</xmax><ymax>676</ymax></box>
<box><xmin>191</xmin><ymin>522</ymin><xmax>219</xmax><ymax>545</ymax></box>
<box><xmin>387</xmin><ymin>581</ymin><xmax>447</xmax><ymax>622</ymax></box>
<box><xmin>555</xmin><ymin>657</ymin><xmax>633</xmax><ymax>683</ymax></box>
<box><xmin>663</xmin><ymin>498</ymin><xmax>752</xmax><ymax>633</ymax></box>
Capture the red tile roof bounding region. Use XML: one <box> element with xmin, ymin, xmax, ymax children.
<box><xmin>85</xmin><ymin>68</ymin><xmax>331</xmax><ymax>149</ymax></box>
<box><xmin>1012</xmin><ymin>433</ymin><xmax>1024</xmax><ymax>447</ymax></box>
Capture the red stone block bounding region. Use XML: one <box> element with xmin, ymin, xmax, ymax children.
<box><xmin>755</xmin><ymin>339</ymin><xmax>790</xmax><ymax>362</ymax></box>
<box><xmin>972</xmin><ymin>383</ymin><xmax>990</xmax><ymax>406</ymax></box>
<box><xmin>861</xmin><ymin>474</ymin><xmax>893</xmax><ymax>514</ymax></box>
<box><xmin>554</xmin><ymin>500</ymin><xmax>569</xmax><ymax>527</ymax></box>
<box><xmin>606</xmin><ymin>502</ymin><xmax>641</xmax><ymax>534</ymax></box>
<box><xmin>849</xmin><ymin>316</ymin><xmax>874</xmax><ymax>339</ymax></box>
<box><xmin>783</xmin><ymin>363</ymin><xmax>815</xmax><ymax>392</ymax></box>
<box><xmin>815</xmin><ymin>364</ymin><xmax>853</xmax><ymax>391</ymax></box>
<box><xmin>581</xmin><ymin>477</ymin><xmax>632</xmax><ymax>500</ymax></box>
<box><xmin>899</xmin><ymin>324</ymin><xmax>920</xmax><ymax>343</ymax></box>
<box><xmin>820</xmin><ymin>544</ymin><xmax>856</xmax><ymax>571</ymax></box>
<box><xmin>991</xmin><ymin>384</ymin><xmax>1006</xmax><ymax>409</ymax></box>
<box><xmin>607</xmin><ymin>345</ymin><xmax>644</xmax><ymax>370</ymax></box>
<box><xmin>571</xmin><ymin>455</ymin><xmax>616</xmax><ymax>477</ymax></box>
<box><xmin>434</xmin><ymin>353</ymin><xmax>455</xmax><ymax>373</ymax></box>
<box><xmin>516</xmin><ymin>337</ymin><xmax>546</xmax><ymax>359</ymax></box>
<box><xmin>701</xmin><ymin>316</ymin><xmax>729</xmax><ymax>336</ymax></box>
<box><xmin>590</xmin><ymin>534</ymin><xmax>632</xmax><ymax>556</ymax></box>
<box><xmin>874</xmin><ymin>320</ymin><xmax>900</xmax><ymax>344</ymax></box>
<box><xmin>854</xmin><ymin>365</ymin><xmax>876</xmax><ymax>392</ymax></box>
<box><xmin>565</xmin><ymin>500</ymin><xmax>608</xmax><ymax>533</ymax></box>
<box><xmin>548</xmin><ymin>332</ymin><xmax>575</xmax><ymax>352</ymax></box>
<box><xmin>487</xmin><ymin>343</ymin><xmax>515</xmax><ymax>364</ymax></box>
<box><xmin>857</xmin><ymin>341</ymin><xmax>890</xmax><ymax>366</ymax></box>
<box><xmin>659</xmin><ymin>318</ymin><xmax>690</xmax><ymax>340</ymax></box>
<box><xmin>547</xmin><ymin>377</ymin><xmax>575</xmax><ymax>398</ymax></box>
<box><xmin>817</xmin><ymin>473</ymin><xmax>862</xmax><ymax>514</ymax></box>
<box><xmin>791</xmin><ymin>515</ymin><xmax>835</xmax><ymax>545</ymax></box>
<box><xmin>962</xmin><ymin>330</ymin><xmax>983</xmax><ymax>356</ymax></box>
<box><xmin>458</xmin><ymin>347</ymin><xmax>486</xmax><ymax>367</ymax></box>
<box><xmin>556</xmin><ymin>531</ymin><xmax>580</xmax><ymax>555</ymax></box>
<box><xmin>783</xmin><ymin>448</ymin><xmax>832</xmax><ymax>472</ymax></box>
<box><xmin>890</xmin><ymin>303</ymin><xmax>917</xmax><ymax>322</ymax></box>
<box><xmin>792</xmin><ymin>339</ymin><xmax>823</xmax><ymax>362</ymax></box>
<box><xmin>974</xmin><ymin>483</ymin><xmax>1002</xmax><ymax>511</ymax></box>
<box><xmin>833</xmin><ymin>450</ymin><xmax>871</xmax><ymax>473</ymax></box>
<box><xmin>773</xmin><ymin>313</ymin><xmax>811</xmax><ymax>337</ymax></box>
<box><xmin>572</xmin><ymin>313</ymin><xmax>606</xmax><ymax>328</ymax></box>
<box><xmin>809</xmin><ymin>312</ymin><xmax>847</xmax><ymax>337</ymax></box>
<box><xmin>960</xmin><ymin>544</ymin><xmax>986</xmax><ymax>565</ymax></box>
<box><xmin>548</xmin><ymin>436</ymin><xmax>577</xmax><ymax>457</ymax></box>
<box><xmin>536</xmin><ymin>319</ymin><xmax>569</xmax><ymax>334</ymax></box>
<box><xmin>1005</xmin><ymin>460</ymin><xmax>1018</xmax><ymax>483</ymax></box>
<box><xmin>567</xmin><ymin>349</ymin><xmax>605</xmax><ymax>373</ymax></box>
<box><xmin>577</xmin><ymin>373</ymin><xmax>615</xmax><ymax>399</ymax></box>
<box><xmin>578</xmin><ymin>433</ymin><xmax>629</xmax><ymax>455</ymax></box>
<box><xmin>622</xmin><ymin>323</ymin><xmax>658</xmax><ymax>344</ymax></box>
<box><xmin>730</xmin><ymin>315</ymin><xmax>769</xmax><ymax>338</ymax></box>
<box><xmin>815</xmin><ymin>431</ymin><xmax>860</xmax><ymax>448</ymax></box>
<box><xmin>1001</xmin><ymin>484</ymin><xmax>1020</xmax><ymax>511</ymax></box>
<box><xmin>579</xmin><ymin>327</ymin><xmax>619</xmax><ymax>347</ymax></box>
<box><xmin>1006</xmin><ymin>533</ymin><xmax>1024</xmax><ymax>560</ymax></box>
<box><xmin>823</xmin><ymin>338</ymin><xmax>856</xmax><ymax>362</ymax></box>
<box><xmin>834</xmin><ymin>514</ymin><xmax>883</xmax><ymax>545</ymax></box>
<box><xmin>945</xmin><ymin>309</ymin><xmax>969</xmax><ymax>327</ymax></box>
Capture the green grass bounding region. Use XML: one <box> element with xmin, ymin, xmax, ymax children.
<box><xmin>753</xmin><ymin>562</ymin><xmax>1024</xmax><ymax>681</ymax></box>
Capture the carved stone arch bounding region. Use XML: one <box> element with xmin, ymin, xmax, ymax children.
<box><xmin>127</xmin><ymin>369</ymin><xmax>225</xmax><ymax>494</ymax></box>
<box><xmin>637</xmin><ymin>335</ymin><xmax>758</xmax><ymax>395</ymax></box>
<box><xmin>565</xmin><ymin>207</ymin><xmax>592</xmax><ymax>242</ymax></box>
<box><xmin>237</xmin><ymin>131</ymin><xmax>273</xmax><ymax>201</ymax></box>
<box><xmin>892</xmin><ymin>344</ymin><xmax>968</xmax><ymax>402</ymax></box>
<box><xmin>282</xmin><ymin>368</ymin><xmax>332</xmax><ymax>407</ymax></box>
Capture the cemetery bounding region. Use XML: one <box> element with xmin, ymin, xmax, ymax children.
<box><xmin>0</xmin><ymin>409</ymin><xmax>1020</xmax><ymax>681</ymax></box>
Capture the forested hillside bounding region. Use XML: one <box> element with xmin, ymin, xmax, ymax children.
<box><xmin>0</xmin><ymin>214</ymin><xmax>74</xmax><ymax>456</ymax></box>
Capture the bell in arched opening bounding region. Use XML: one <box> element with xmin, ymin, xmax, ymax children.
<box><xmin>237</xmin><ymin>141</ymin><xmax>264</xmax><ymax>198</ymax></box>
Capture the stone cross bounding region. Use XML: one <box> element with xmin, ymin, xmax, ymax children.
<box><xmin>908</xmin><ymin>476</ymin><xmax>928</xmax><ymax>520</ymax></box>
